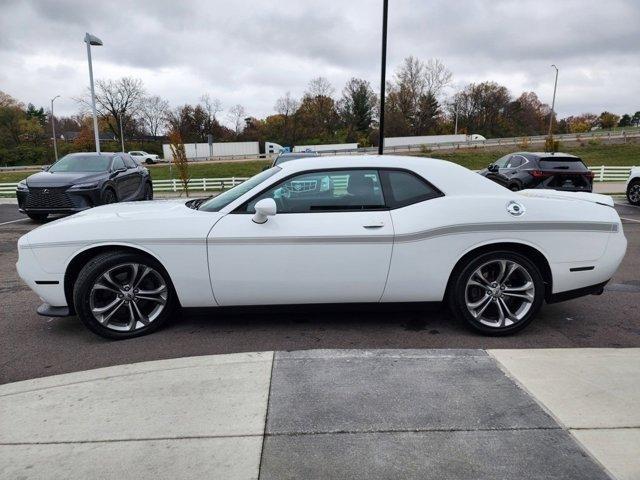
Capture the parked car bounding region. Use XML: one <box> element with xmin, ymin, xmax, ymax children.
<box><xmin>128</xmin><ymin>151</ymin><xmax>160</xmax><ymax>164</ymax></box>
<box><xmin>16</xmin><ymin>152</ymin><xmax>153</xmax><ymax>222</ymax></box>
<box><xmin>479</xmin><ymin>152</ymin><xmax>594</xmax><ymax>192</ymax></box>
<box><xmin>17</xmin><ymin>155</ymin><xmax>625</xmax><ymax>339</ymax></box>
<box><xmin>626</xmin><ymin>167</ymin><xmax>640</xmax><ymax>205</ymax></box>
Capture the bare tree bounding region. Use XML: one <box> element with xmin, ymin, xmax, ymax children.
<box><xmin>423</xmin><ymin>58</ymin><xmax>453</xmax><ymax>98</ymax></box>
<box><xmin>200</xmin><ymin>94</ymin><xmax>223</xmax><ymax>122</ymax></box>
<box><xmin>226</xmin><ymin>104</ymin><xmax>246</xmax><ymax>135</ymax></box>
<box><xmin>307</xmin><ymin>77</ymin><xmax>335</xmax><ymax>98</ymax></box>
<box><xmin>78</xmin><ymin>77</ymin><xmax>145</xmax><ymax>142</ymax></box>
<box><xmin>168</xmin><ymin>129</ymin><xmax>190</xmax><ymax>196</ymax></box>
<box><xmin>275</xmin><ymin>91</ymin><xmax>299</xmax><ymax>117</ymax></box>
<box><xmin>138</xmin><ymin>95</ymin><xmax>169</xmax><ymax>137</ymax></box>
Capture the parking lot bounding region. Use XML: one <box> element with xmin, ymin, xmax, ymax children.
<box><xmin>1</xmin><ymin>201</ymin><xmax>639</xmax><ymax>384</ymax></box>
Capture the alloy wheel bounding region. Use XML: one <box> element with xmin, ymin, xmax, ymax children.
<box><xmin>629</xmin><ymin>183</ymin><xmax>640</xmax><ymax>204</ymax></box>
<box><xmin>464</xmin><ymin>259</ymin><xmax>535</xmax><ymax>328</ymax></box>
<box><xmin>89</xmin><ymin>263</ymin><xmax>168</xmax><ymax>332</ymax></box>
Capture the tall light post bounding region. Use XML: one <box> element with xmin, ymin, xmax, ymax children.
<box><xmin>548</xmin><ymin>64</ymin><xmax>559</xmax><ymax>138</ymax></box>
<box><xmin>84</xmin><ymin>32</ymin><xmax>103</xmax><ymax>153</ymax></box>
<box><xmin>378</xmin><ymin>0</ymin><xmax>389</xmax><ymax>155</ymax></box>
<box><xmin>454</xmin><ymin>103</ymin><xmax>459</xmax><ymax>135</ymax></box>
<box><xmin>50</xmin><ymin>95</ymin><xmax>60</xmax><ymax>161</ymax></box>
<box><xmin>119</xmin><ymin>110</ymin><xmax>125</xmax><ymax>152</ymax></box>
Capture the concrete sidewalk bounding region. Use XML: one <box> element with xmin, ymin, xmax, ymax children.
<box><xmin>1</xmin><ymin>348</ymin><xmax>638</xmax><ymax>479</ymax></box>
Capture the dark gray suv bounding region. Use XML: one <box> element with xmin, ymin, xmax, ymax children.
<box><xmin>480</xmin><ymin>152</ymin><xmax>594</xmax><ymax>192</ymax></box>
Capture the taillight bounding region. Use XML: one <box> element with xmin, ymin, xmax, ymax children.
<box><xmin>585</xmin><ymin>171</ymin><xmax>595</xmax><ymax>179</ymax></box>
<box><xmin>530</xmin><ymin>170</ymin><xmax>546</xmax><ymax>178</ymax></box>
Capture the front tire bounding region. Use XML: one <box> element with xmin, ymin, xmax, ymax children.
<box><xmin>73</xmin><ymin>251</ymin><xmax>176</xmax><ymax>339</ymax></box>
<box><xmin>143</xmin><ymin>182</ymin><xmax>153</xmax><ymax>200</ymax></box>
<box><xmin>102</xmin><ymin>188</ymin><xmax>117</xmax><ymax>205</ymax></box>
<box><xmin>449</xmin><ymin>251</ymin><xmax>545</xmax><ymax>335</ymax></box>
<box><xmin>627</xmin><ymin>179</ymin><xmax>640</xmax><ymax>206</ymax></box>
<box><xmin>27</xmin><ymin>212</ymin><xmax>48</xmax><ymax>222</ymax></box>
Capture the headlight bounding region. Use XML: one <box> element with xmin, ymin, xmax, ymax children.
<box><xmin>68</xmin><ymin>182</ymin><xmax>99</xmax><ymax>190</ymax></box>
<box><xmin>16</xmin><ymin>180</ymin><xmax>28</xmax><ymax>191</ymax></box>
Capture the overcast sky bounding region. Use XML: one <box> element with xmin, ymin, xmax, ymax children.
<box><xmin>1</xmin><ymin>0</ymin><xmax>639</xmax><ymax>125</ymax></box>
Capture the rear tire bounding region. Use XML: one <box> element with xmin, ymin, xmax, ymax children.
<box><xmin>143</xmin><ymin>182</ymin><xmax>153</xmax><ymax>200</ymax></box>
<box><xmin>448</xmin><ymin>251</ymin><xmax>545</xmax><ymax>336</ymax></box>
<box><xmin>73</xmin><ymin>251</ymin><xmax>176</xmax><ymax>339</ymax></box>
<box><xmin>508</xmin><ymin>183</ymin><xmax>521</xmax><ymax>192</ymax></box>
<box><xmin>627</xmin><ymin>179</ymin><xmax>640</xmax><ymax>206</ymax></box>
<box><xmin>27</xmin><ymin>212</ymin><xmax>48</xmax><ymax>222</ymax></box>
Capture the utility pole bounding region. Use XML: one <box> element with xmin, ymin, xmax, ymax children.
<box><xmin>50</xmin><ymin>95</ymin><xmax>60</xmax><ymax>161</ymax></box>
<box><xmin>119</xmin><ymin>111</ymin><xmax>125</xmax><ymax>152</ymax></box>
<box><xmin>548</xmin><ymin>64</ymin><xmax>559</xmax><ymax>138</ymax></box>
<box><xmin>454</xmin><ymin>104</ymin><xmax>459</xmax><ymax>135</ymax></box>
<box><xmin>378</xmin><ymin>0</ymin><xmax>389</xmax><ymax>155</ymax></box>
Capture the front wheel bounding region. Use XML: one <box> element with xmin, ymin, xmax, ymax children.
<box><xmin>449</xmin><ymin>251</ymin><xmax>545</xmax><ymax>335</ymax></box>
<box><xmin>627</xmin><ymin>180</ymin><xmax>640</xmax><ymax>206</ymax></box>
<box><xmin>101</xmin><ymin>188</ymin><xmax>117</xmax><ymax>205</ymax></box>
<box><xmin>27</xmin><ymin>212</ymin><xmax>48</xmax><ymax>222</ymax></box>
<box><xmin>143</xmin><ymin>182</ymin><xmax>153</xmax><ymax>200</ymax></box>
<box><xmin>73</xmin><ymin>252</ymin><xmax>176</xmax><ymax>339</ymax></box>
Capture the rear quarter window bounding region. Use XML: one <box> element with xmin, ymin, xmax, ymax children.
<box><xmin>381</xmin><ymin>170</ymin><xmax>443</xmax><ymax>208</ymax></box>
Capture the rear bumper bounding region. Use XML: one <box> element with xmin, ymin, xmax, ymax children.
<box><xmin>547</xmin><ymin>280</ymin><xmax>609</xmax><ymax>304</ymax></box>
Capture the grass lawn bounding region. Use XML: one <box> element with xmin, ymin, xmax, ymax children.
<box><xmin>1</xmin><ymin>142</ymin><xmax>638</xmax><ymax>185</ymax></box>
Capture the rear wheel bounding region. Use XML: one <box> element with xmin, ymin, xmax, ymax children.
<box><xmin>143</xmin><ymin>182</ymin><xmax>153</xmax><ymax>200</ymax></box>
<box><xmin>73</xmin><ymin>251</ymin><xmax>176</xmax><ymax>339</ymax></box>
<box><xmin>27</xmin><ymin>212</ymin><xmax>48</xmax><ymax>222</ymax></box>
<box><xmin>102</xmin><ymin>188</ymin><xmax>117</xmax><ymax>205</ymax></box>
<box><xmin>627</xmin><ymin>179</ymin><xmax>640</xmax><ymax>206</ymax></box>
<box><xmin>508</xmin><ymin>183</ymin><xmax>521</xmax><ymax>191</ymax></box>
<box><xmin>449</xmin><ymin>251</ymin><xmax>545</xmax><ymax>335</ymax></box>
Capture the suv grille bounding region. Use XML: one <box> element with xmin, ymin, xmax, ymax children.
<box><xmin>25</xmin><ymin>188</ymin><xmax>74</xmax><ymax>209</ymax></box>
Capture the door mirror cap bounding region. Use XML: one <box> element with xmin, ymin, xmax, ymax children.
<box><xmin>488</xmin><ymin>164</ymin><xmax>498</xmax><ymax>172</ymax></box>
<box><xmin>252</xmin><ymin>198</ymin><xmax>277</xmax><ymax>224</ymax></box>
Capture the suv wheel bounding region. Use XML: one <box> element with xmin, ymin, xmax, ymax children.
<box><xmin>449</xmin><ymin>251</ymin><xmax>545</xmax><ymax>335</ymax></box>
<box><xmin>627</xmin><ymin>179</ymin><xmax>640</xmax><ymax>206</ymax></box>
<box><xmin>27</xmin><ymin>212</ymin><xmax>48</xmax><ymax>222</ymax></box>
<box><xmin>73</xmin><ymin>251</ymin><xmax>176</xmax><ymax>339</ymax></box>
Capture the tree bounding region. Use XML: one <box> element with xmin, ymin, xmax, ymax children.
<box><xmin>138</xmin><ymin>95</ymin><xmax>169</xmax><ymax>137</ymax></box>
<box><xmin>450</xmin><ymin>81</ymin><xmax>511</xmax><ymax>137</ymax></box>
<box><xmin>81</xmin><ymin>77</ymin><xmax>146</xmax><ymax>142</ymax></box>
<box><xmin>274</xmin><ymin>92</ymin><xmax>300</xmax><ymax>145</ymax></box>
<box><xmin>168</xmin><ymin>129</ymin><xmax>190</xmax><ymax>196</ymax></box>
<box><xmin>423</xmin><ymin>58</ymin><xmax>453</xmax><ymax>98</ymax></box>
<box><xmin>632</xmin><ymin>112</ymin><xmax>640</xmax><ymax>127</ymax></box>
<box><xmin>338</xmin><ymin>78</ymin><xmax>377</xmax><ymax>141</ymax></box>
<box><xmin>502</xmin><ymin>92</ymin><xmax>550</xmax><ymax>136</ymax></box>
<box><xmin>561</xmin><ymin>113</ymin><xmax>598</xmax><ymax>133</ymax></box>
<box><xmin>618</xmin><ymin>114</ymin><xmax>632</xmax><ymax>128</ymax></box>
<box><xmin>599</xmin><ymin>111</ymin><xmax>620</xmax><ymax>130</ymax></box>
<box><xmin>226</xmin><ymin>104</ymin><xmax>247</xmax><ymax>135</ymax></box>
<box><xmin>297</xmin><ymin>77</ymin><xmax>339</xmax><ymax>141</ymax></box>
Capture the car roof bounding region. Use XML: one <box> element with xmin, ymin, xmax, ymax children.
<box><xmin>66</xmin><ymin>152</ymin><xmax>118</xmax><ymax>157</ymax></box>
<box><xmin>515</xmin><ymin>152</ymin><xmax>581</xmax><ymax>159</ymax></box>
<box><xmin>276</xmin><ymin>154</ymin><xmax>507</xmax><ymax>196</ymax></box>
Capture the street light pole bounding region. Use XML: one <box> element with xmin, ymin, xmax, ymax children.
<box><xmin>50</xmin><ymin>95</ymin><xmax>60</xmax><ymax>161</ymax></box>
<box><xmin>119</xmin><ymin>111</ymin><xmax>125</xmax><ymax>152</ymax></box>
<box><xmin>378</xmin><ymin>0</ymin><xmax>389</xmax><ymax>155</ymax></box>
<box><xmin>454</xmin><ymin>104</ymin><xmax>459</xmax><ymax>135</ymax></box>
<box><xmin>84</xmin><ymin>33</ymin><xmax>103</xmax><ymax>153</ymax></box>
<box><xmin>548</xmin><ymin>64</ymin><xmax>559</xmax><ymax>138</ymax></box>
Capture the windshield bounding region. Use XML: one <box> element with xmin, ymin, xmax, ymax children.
<box><xmin>198</xmin><ymin>167</ymin><xmax>281</xmax><ymax>212</ymax></box>
<box><xmin>49</xmin><ymin>154</ymin><xmax>112</xmax><ymax>173</ymax></box>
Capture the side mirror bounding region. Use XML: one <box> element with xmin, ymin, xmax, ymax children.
<box><xmin>488</xmin><ymin>164</ymin><xmax>498</xmax><ymax>172</ymax></box>
<box><xmin>41</xmin><ymin>165</ymin><xmax>50</xmax><ymax>171</ymax></box>
<box><xmin>252</xmin><ymin>198</ymin><xmax>277</xmax><ymax>224</ymax></box>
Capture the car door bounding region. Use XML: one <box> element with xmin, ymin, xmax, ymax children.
<box><xmin>110</xmin><ymin>155</ymin><xmax>129</xmax><ymax>199</ymax></box>
<box><xmin>502</xmin><ymin>155</ymin><xmax>525</xmax><ymax>185</ymax></box>
<box><xmin>207</xmin><ymin>168</ymin><xmax>394</xmax><ymax>306</ymax></box>
<box><xmin>122</xmin><ymin>154</ymin><xmax>144</xmax><ymax>198</ymax></box>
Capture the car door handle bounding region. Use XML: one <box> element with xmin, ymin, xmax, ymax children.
<box><xmin>363</xmin><ymin>222</ymin><xmax>385</xmax><ymax>229</ymax></box>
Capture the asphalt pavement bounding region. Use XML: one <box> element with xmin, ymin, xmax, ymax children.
<box><xmin>1</xmin><ymin>200</ymin><xmax>639</xmax><ymax>384</ymax></box>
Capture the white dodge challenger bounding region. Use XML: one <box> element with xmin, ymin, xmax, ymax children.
<box><xmin>17</xmin><ymin>155</ymin><xmax>627</xmax><ymax>339</ymax></box>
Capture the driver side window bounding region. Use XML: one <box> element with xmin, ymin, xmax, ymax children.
<box><xmin>112</xmin><ymin>156</ymin><xmax>125</xmax><ymax>171</ymax></box>
<box><xmin>245</xmin><ymin>169</ymin><xmax>385</xmax><ymax>213</ymax></box>
<box><xmin>494</xmin><ymin>155</ymin><xmax>511</xmax><ymax>168</ymax></box>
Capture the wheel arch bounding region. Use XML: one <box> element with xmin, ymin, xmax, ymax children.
<box><xmin>444</xmin><ymin>241</ymin><xmax>553</xmax><ymax>303</ymax></box>
<box><xmin>63</xmin><ymin>243</ymin><xmax>179</xmax><ymax>314</ymax></box>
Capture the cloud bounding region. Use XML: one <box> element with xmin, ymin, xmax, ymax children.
<box><xmin>1</xmin><ymin>0</ymin><xmax>638</xmax><ymax>121</ymax></box>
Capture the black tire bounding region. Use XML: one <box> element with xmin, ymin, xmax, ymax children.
<box><xmin>508</xmin><ymin>183</ymin><xmax>521</xmax><ymax>192</ymax></box>
<box><xmin>627</xmin><ymin>179</ymin><xmax>640</xmax><ymax>206</ymax></box>
<box><xmin>448</xmin><ymin>250</ymin><xmax>545</xmax><ymax>336</ymax></box>
<box><xmin>27</xmin><ymin>212</ymin><xmax>48</xmax><ymax>222</ymax></box>
<box><xmin>73</xmin><ymin>251</ymin><xmax>176</xmax><ymax>339</ymax></box>
<box><xmin>143</xmin><ymin>182</ymin><xmax>153</xmax><ymax>200</ymax></box>
<box><xmin>102</xmin><ymin>188</ymin><xmax>117</xmax><ymax>205</ymax></box>
<box><xmin>145</xmin><ymin>158</ymin><xmax>153</xmax><ymax>165</ymax></box>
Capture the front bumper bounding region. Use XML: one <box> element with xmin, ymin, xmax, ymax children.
<box><xmin>17</xmin><ymin>187</ymin><xmax>101</xmax><ymax>214</ymax></box>
<box><xmin>16</xmin><ymin>241</ymin><xmax>67</xmax><ymax>307</ymax></box>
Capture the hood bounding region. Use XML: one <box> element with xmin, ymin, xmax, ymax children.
<box><xmin>22</xmin><ymin>198</ymin><xmax>224</xmax><ymax>247</ymax></box>
<box><xmin>519</xmin><ymin>189</ymin><xmax>615</xmax><ymax>207</ymax></box>
<box><xmin>26</xmin><ymin>171</ymin><xmax>106</xmax><ymax>188</ymax></box>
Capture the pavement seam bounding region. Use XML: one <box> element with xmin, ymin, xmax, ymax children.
<box><xmin>258</xmin><ymin>351</ymin><xmax>276</xmax><ymax>479</ymax></box>
<box><xmin>488</xmin><ymin>351</ymin><xmax>618</xmax><ymax>480</ymax></box>
<box><xmin>262</xmin><ymin>426</ymin><xmax>563</xmax><ymax>436</ymax></box>
<box><xmin>0</xmin><ymin>357</ymin><xmax>271</xmax><ymax>398</ymax></box>
<box><xmin>0</xmin><ymin>434</ymin><xmax>265</xmax><ymax>446</ymax></box>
